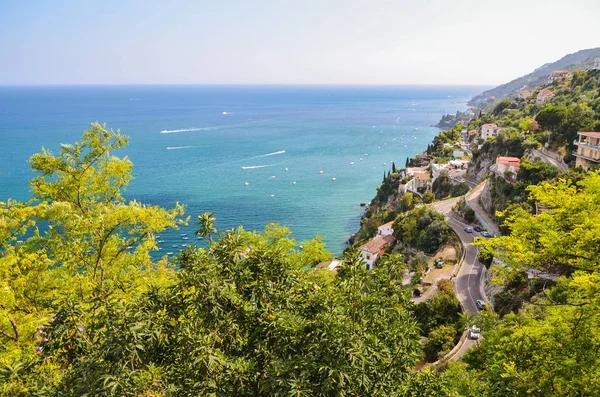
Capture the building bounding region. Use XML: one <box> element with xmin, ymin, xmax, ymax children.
<box><xmin>481</xmin><ymin>123</ymin><xmax>500</xmax><ymax>140</ymax></box>
<box><xmin>548</xmin><ymin>69</ymin><xmax>572</xmax><ymax>82</ymax></box>
<box><xmin>315</xmin><ymin>259</ymin><xmax>343</xmax><ymax>271</ymax></box>
<box><xmin>594</xmin><ymin>57</ymin><xmax>600</xmax><ymax>71</ymax></box>
<box><xmin>536</xmin><ymin>88</ymin><xmax>555</xmax><ymax>104</ymax></box>
<box><xmin>495</xmin><ymin>156</ymin><xmax>520</xmax><ymax>178</ymax></box>
<box><xmin>414</xmin><ymin>171</ymin><xmax>431</xmax><ymax>190</ymax></box>
<box><xmin>359</xmin><ymin>234</ymin><xmax>396</xmax><ymax>270</ymax></box>
<box><xmin>573</xmin><ymin>131</ymin><xmax>600</xmax><ymax>171</ymax></box>
<box><xmin>517</xmin><ymin>89</ymin><xmax>533</xmax><ymax>100</ymax></box>
<box><xmin>468</xmin><ymin>129</ymin><xmax>478</xmax><ymax>139</ymax></box>
<box><xmin>377</xmin><ymin>221</ymin><xmax>394</xmax><ymax>236</ymax></box>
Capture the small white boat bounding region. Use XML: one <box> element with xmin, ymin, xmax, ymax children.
<box><xmin>378</xmin><ymin>146</ymin><xmax>381</xmax><ymax>149</ymax></box>
<box><xmin>349</xmin><ymin>162</ymin><xmax>354</xmax><ymax>165</ymax></box>
<box><xmin>158</xmin><ymin>240</ymin><xmax>165</xmax><ymax>243</ymax></box>
<box><xmin>364</xmin><ymin>153</ymin><xmax>368</xmax><ymax>156</ymax></box>
<box><xmin>360</xmin><ymin>158</ymin><xmax>363</xmax><ymax>161</ymax></box>
<box><xmin>372</xmin><ymin>125</ymin><xmax>376</xmax><ymax>128</ymax></box>
<box><xmin>393</xmin><ymin>138</ymin><xmax>396</xmax><ymax>141</ymax></box>
<box><xmin>285</xmin><ymin>167</ymin><xmax>289</xmax><ymax>171</ymax></box>
<box><xmin>292</xmin><ymin>181</ymin><xmax>296</xmax><ymax>185</ymax></box>
<box><xmin>166</xmin><ymin>252</ymin><xmax>174</xmax><ymax>255</ymax></box>
<box><xmin>244</xmin><ymin>182</ymin><xmax>249</xmax><ymax>186</ymax></box>
<box><xmin>180</xmin><ymin>233</ymin><xmax>187</xmax><ymax>236</ymax></box>
<box><xmin>332</xmin><ymin>177</ymin><xmax>336</xmax><ymax>181</ymax></box>
<box><xmin>414</xmin><ymin>127</ymin><xmax>419</xmax><ymax>131</ymax></box>
<box><xmin>222</xmin><ymin>111</ymin><xmax>228</xmax><ymax>115</ymax></box>
<box><xmin>182</xmin><ymin>237</ymin><xmax>189</xmax><ymax>240</ymax></box>
<box><xmin>319</xmin><ymin>170</ymin><xmax>324</xmax><ymax>174</ymax></box>
<box><xmin>270</xmin><ymin>194</ymin><xmax>275</xmax><ymax>197</ymax></box>
<box><xmin>383</xmin><ymin>163</ymin><xmax>387</xmax><ymax>166</ymax></box>
<box><xmin>172</xmin><ymin>245</ymin><xmax>178</xmax><ymax>248</ymax></box>
<box><xmin>270</xmin><ymin>175</ymin><xmax>276</xmax><ymax>179</ymax></box>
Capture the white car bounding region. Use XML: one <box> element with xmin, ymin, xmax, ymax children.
<box><xmin>469</xmin><ymin>325</ymin><xmax>481</xmax><ymax>340</ymax></box>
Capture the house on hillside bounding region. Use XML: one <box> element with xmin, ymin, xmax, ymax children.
<box><xmin>377</xmin><ymin>221</ymin><xmax>394</xmax><ymax>236</ymax></box>
<box><xmin>594</xmin><ymin>57</ymin><xmax>600</xmax><ymax>71</ymax></box>
<box><xmin>536</xmin><ymin>88</ymin><xmax>555</xmax><ymax>104</ymax></box>
<box><xmin>548</xmin><ymin>69</ymin><xmax>572</xmax><ymax>82</ymax></box>
<box><xmin>414</xmin><ymin>171</ymin><xmax>431</xmax><ymax>190</ymax></box>
<box><xmin>517</xmin><ymin>89</ymin><xmax>533</xmax><ymax>100</ymax></box>
<box><xmin>359</xmin><ymin>235</ymin><xmax>396</xmax><ymax>270</ymax></box>
<box><xmin>481</xmin><ymin>123</ymin><xmax>500</xmax><ymax>140</ymax></box>
<box><xmin>574</xmin><ymin>131</ymin><xmax>600</xmax><ymax>171</ymax></box>
<box><xmin>494</xmin><ymin>156</ymin><xmax>520</xmax><ymax>180</ymax></box>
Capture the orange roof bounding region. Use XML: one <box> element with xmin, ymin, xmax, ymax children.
<box><xmin>380</xmin><ymin>221</ymin><xmax>394</xmax><ymax>228</ymax></box>
<box><xmin>578</xmin><ymin>132</ymin><xmax>600</xmax><ymax>138</ymax></box>
<box><xmin>415</xmin><ymin>172</ymin><xmax>431</xmax><ymax>181</ymax></box>
<box><xmin>538</xmin><ymin>88</ymin><xmax>554</xmax><ymax>97</ymax></box>
<box><xmin>482</xmin><ymin>123</ymin><xmax>498</xmax><ymax>128</ymax></box>
<box><xmin>496</xmin><ymin>156</ymin><xmax>520</xmax><ymax>166</ymax></box>
<box><xmin>551</xmin><ymin>69</ymin><xmax>569</xmax><ymax>74</ymax></box>
<box><xmin>360</xmin><ymin>235</ymin><xmax>396</xmax><ymax>254</ymax></box>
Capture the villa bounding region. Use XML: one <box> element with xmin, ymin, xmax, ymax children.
<box><xmin>481</xmin><ymin>123</ymin><xmax>500</xmax><ymax>140</ymax></box>
<box><xmin>536</xmin><ymin>88</ymin><xmax>555</xmax><ymax>104</ymax></box>
<box><xmin>494</xmin><ymin>156</ymin><xmax>520</xmax><ymax>180</ymax></box>
<box><xmin>573</xmin><ymin>131</ymin><xmax>600</xmax><ymax>171</ymax></box>
<box><xmin>414</xmin><ymin>171</ymin><xmax>431</xmax><ymax>190</ymax></box>
<box><xmin>517</xmin><ymin>89</ymin><xmax>533</xmax><ymax>100</ymax></box>
<box><xmin>377</xmin><ymin>221</ymin><xmax>394</xmax><ymax>236</ymax></box>
<box><xmin>359</xmin><ymin>234</ymin><xmax>396</xmax><ymax>270</ymax></box>
<box><xmin>548</xmin><ymin>69</ymin><xmax>572</xmax><ymax>82</ymax></box>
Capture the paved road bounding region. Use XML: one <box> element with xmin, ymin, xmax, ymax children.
<box><xmin>532</xmin><ymin>148</ymin><xmax>569</xmax><ymax>172</ymax></box>
<box><xmin>431</xmin><ymin>198</ymin><xmax>486</xmax><ymax>359</ymax></box>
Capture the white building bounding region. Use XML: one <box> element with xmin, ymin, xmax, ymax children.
<box><xmin>359</xmin><ymin>235</ymin><xmax>396</xmax><ymax>270</ymax></box>
<box><xmin>594</xmin><ymin>57</ymin><xmax>600</xmax><ymax>71</ymax></box>
<box><xmin>494</xmin><ymin>156</ymin><xmax>520</xmax><ymax>180</ymax></box>
<box><xmin>481</xmin><ymin>124</ymin><xmax>500</xmax><ymax>140</ymax></box>
<box><xmin>377</xmin><ymin>221</ymin><xmax>394</xmax><ymax>236</ymax></box>
<box><xmin>548</xmin><ymin>69</ymin><xmax>571</xmax><ymax>82</ymax></box>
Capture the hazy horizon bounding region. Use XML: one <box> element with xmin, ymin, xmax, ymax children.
<box><xmin>1</xmin><ymin>0</ymin><xmax>598</xmax><ymax>86</ymax></box>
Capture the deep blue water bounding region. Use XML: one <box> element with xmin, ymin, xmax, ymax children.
<box><xmin>0</xmin><ymin>85</ymin><xmax>481</xmax><ymax>255</ymax></box>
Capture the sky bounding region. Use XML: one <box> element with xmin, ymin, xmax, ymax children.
<box><xmin>1</xmin><ymin>0</ymin><xmax>599</xmax><ymax>86</ymax></box>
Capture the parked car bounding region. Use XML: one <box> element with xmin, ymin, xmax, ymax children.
<box><xmin>469</xmin><ymin>325</ymin><xmax>481</xmax><ymax>340</ymax></box>
<box><xmin>481</xmin><ymin>231</ymin><xmax>491</xmax><ymax>238</ymax></box>
<box><xmin>464</xmin><ymin>227</ymin><xmax>473</xmax><ymax>233</ymax></box>
<box><xmin>435</xmin><ymin>261</ymin><xmax>444</xmax><ymax>269</ymax></box>
<box><xmin>473</xmin><ymin>226</ymin><xmax>482</xmax><ymax>232</ymax></box>
<box><xmin>476</xmin><ymin>299</ymin><xmax>486</xmax><ymax>310</ymax></box>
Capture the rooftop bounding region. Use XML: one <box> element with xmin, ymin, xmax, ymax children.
<box><xmin>538</xmin><ymin>88</ymin><xmax>554</xmax><ymax>97</ymax></box>
<box><xmin>578</xmin><ymin>132</ymin><xmax>600</xmax><ymax>138</ymax></box>
<box><xmin>482</xmin><ymin>123</ymin><xmax>497</xmax><ymax>128</ymax></box>
<box><xmin>360</xmin><ymin>235</ymin><xmax>396</xmax><ymax>254</ymax></box>
<box><xmin>415</xmin><ymin>171</ymin><xmax>431</xmax><ymax>181</ymax></box>
<box><xmin>379</xmin><ymin>221</ymin><xmax>395</xmax><ymax>228</ymax></box>
<box><xmin>496</xmin><ymin>156</ymin><xmax>521</xmax><ymax>166</ymax></box>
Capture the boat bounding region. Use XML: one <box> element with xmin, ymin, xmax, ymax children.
<box><xmin>222</xmin><ymin>111</ymin><xmax>228</xmax><ymax>115</ymax></box>
<box><xmin>166</xmin><ymin>252</ymin><xmax>173</xmax><ymax>255</ymax></box>
<box><xmin>270</xmin><ymin>194</ymin><xmax>275</xmax><ymax>197</ymax></box>
<box><xmin>360</xmin><ymin>202</ymin><xmax>367</xmax><ymax>207</ymax></box>
<box><xmin>180</xmin><ymin>233</ymin><xmax>187</xmax><ymax>236</ymax></box>
<box><xmin>182</xmin><ymin>237</ymin><xmax>189</xmax><ymax>240</ymax></box>
<box><xmin>172</xmin><ymin>245</ymin><xmax>178</xmax><ymax>248</ymax></box>
<box><xmin>359</xmin><ymin>158</ymin><xmax>363</xmax><ymax>161</ymax></box>
<box><xmin>349</xmin><ymin>162</ymin><xmax>354</xmax><ymax>165</ymax></box>
<box><xmin>244</xmin><ymin>182</ymin><xmax>249</xmax><ymax>186</ymax></box>
<box><xmin>414</xmin><ymin>127</ymin><xmax>419</xmax><ymax>131</ymax></box>
<box><xmin>319</xmin><ymin>170</ymin><xmax>324</xmax><ymax>174</ymax></box>
<box><xmin>292</xmin><ymin>181</ymin><xmax>296</xmax><ymax>185</ymax></box>
<box><xmin>364</xmin><ymin>153</ymin><xmax>368</xmax><ymax>156</ymax></box>
<box><xmin>158</xmin><ymin>240</ymin><xmax>165</xmax><ymax>243</ymax></box>
<box><xmin>270</xmin><ymin>175</ymin><xmax>276</xmax><ymax>179</ymax></box>
<box><xmin>332</xmin><ymin>177</ymin><xmax>336</xmax><ymax>181</ymax></box>
<box><xmin>197</xmin><ymin>236</ymin><xmax>203</xmax><ymax>240</ymax></box>
<box><xmin>285</xmin><ymin>167</ymin><xmax>289</xmax><ymax>171</ymax></box>
<box><xmin>383</xmin><ymin>163</ymin><xmax>387</xmax><ymax>166</ymax></box>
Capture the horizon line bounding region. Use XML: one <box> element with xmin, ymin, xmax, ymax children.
<box><xmin>0</xmin><ymin>82</ymin><xmax>493</xmax><ymax>88</ymax></box>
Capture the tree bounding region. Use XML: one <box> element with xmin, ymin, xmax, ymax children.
<box><xmin>0</xmin><ymin>123</ymin><xmax>185</xmax><ymax>386</ymax></box>
<box><xmin>195</xmin><ymin>211</ymin><xmax>217</xmax><ymax>244</ymax></box>
<box><xmin>422</xmin><ymin>190</ymin><xmax>435</xmax><ymax>204</ymax></box>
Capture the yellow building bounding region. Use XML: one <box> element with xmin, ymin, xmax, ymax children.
<box><xmin>574</xmin><ymin>131</ymin><xmax>600</xmax><ymax>171</ymax></box>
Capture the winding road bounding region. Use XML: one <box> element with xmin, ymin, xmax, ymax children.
<box><xmin>431</xmin><ymin>197</ymin><xmax>487</xmax><ymax>359</ymax></box>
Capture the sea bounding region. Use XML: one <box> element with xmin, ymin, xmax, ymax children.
<box><xmin>0</xmin><ymin>85</ymin><xmax>482</xmax><ymax>256</ymax></box>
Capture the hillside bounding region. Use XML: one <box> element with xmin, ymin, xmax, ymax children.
<box><xmin>468</xmin><ymin>47</ymin><xmax>600</xmax><ymax>106</ymax></box>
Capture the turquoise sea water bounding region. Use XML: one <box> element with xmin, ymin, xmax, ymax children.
<box><xmin>0</xmin><ymin>85</ymin><xmax>481</xmax><ymax>255</ymax></box>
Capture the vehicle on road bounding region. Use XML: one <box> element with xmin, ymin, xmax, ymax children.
<box><xmin>435</xmin><ymin>260</ymin><xmax>444</xmax><ymax>269</ymax></box>
<box><xmin>476</xmin><ymin>299</ymin><xmax>486</xmax><ymax>310</ymax></box>
<box><xmin>481</xmin><ymin>231</ymin><xmax>491</xmax><ymax>238</ymax></box>
<box><xmin>459</xmin><ymin>178</ymin><xmax>466</xmax><ymax>183</ymax></box>
<box><xmin>473</xmin><ymin>226</ymin><xmax>482</xmax><ymax>232</ymax></box>
<box><xmin>469</xmin><ymin>325</ymin><xmax>481</xmax><ymax>340</ymax></box>
<box><xmin>464</xmin><ymin>227</ymin><xmax>473</xmax><ymax>233</ymax></box>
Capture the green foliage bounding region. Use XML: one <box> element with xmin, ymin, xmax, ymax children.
<box><xmin>463</xmin><ymin>206</ymin><xmax>475</xmax><ymax>223</ymax></box>
<box><xmin>393</xmin><ymin>207</ymin><xmax>453</xmax><ymax>255</ymax></box>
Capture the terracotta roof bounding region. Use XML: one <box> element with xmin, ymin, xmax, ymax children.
<box><xmin>360</xmin><ymin>235</ymin><xmax>396</xmax><ymax>254</ymax></box>
<box><xmin>482</xmin><ymin>123</ymin><xmax>497</xmax><ymax>128</ymax></box>
<box><xmin>380</xmin><ymin>221</ymin><xmax>394</xmax><ymax>228</ymax></box>
<box><xmin>578</xmin><ymin>132</ymin><xmax>600</xmax><ymax>138</ymax></box>
<box><xmin>468</xmin><ymin>129</ymin><xmax>478</xmax><ymax>135</ymax></box>
<box><xmin>538</xmin><ymin>88</ymin><xmax>554</xmax><ymax>97</ymax></box>
<box><xmin>415</xmin><ymin>171</ymin><xmax>431</xmax><ymax>181</ymax></box>
<box><xmin>496</xmin><ymin>156</ymin><xmax>520</xmax><ymax>166</ymax></box>
<box><xmin>551</xmin><ymin>69</ymin><xmax>569</xmax><ymax>75</ymax></box>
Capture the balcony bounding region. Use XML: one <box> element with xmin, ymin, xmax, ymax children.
<box><xmin>574</xmin><ymin>139</ymin><xmax>600</xmax><ymax>149</ymax></box>
<box><xmin>573</xmin><ymin>150</ymin><xmax>600</xmax><ymax>162</ymax></box>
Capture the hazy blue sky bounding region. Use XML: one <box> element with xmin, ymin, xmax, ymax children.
<box><xmin>1</xmin><ymin>0</ymin><xmax>598</xmax><ymax>85</ymax></box>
